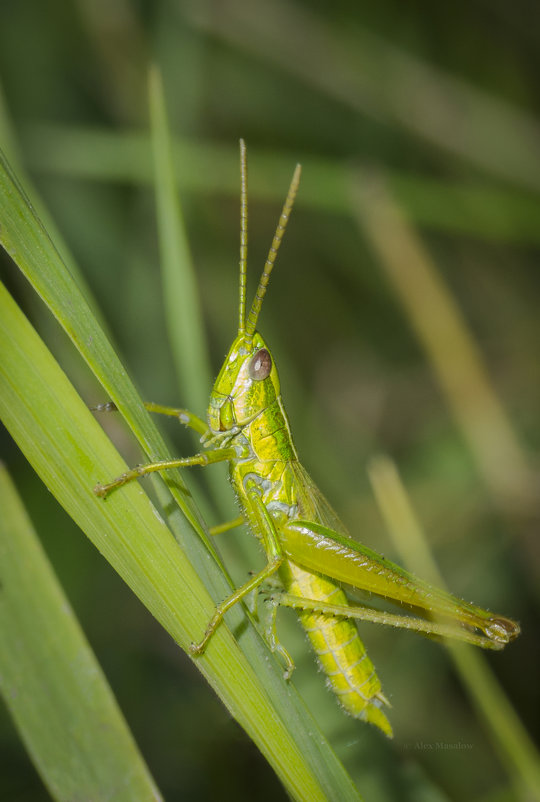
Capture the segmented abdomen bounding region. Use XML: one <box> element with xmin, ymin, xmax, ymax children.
<box><xmin>282</xmin><ymin>560</ymin><xmax>392</xmax><ymax>736</ymax></box>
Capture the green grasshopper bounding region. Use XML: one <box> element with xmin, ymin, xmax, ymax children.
<box><xmin>95</xmin><ymin>141</ymin><xmax>519</xmax><ymax>736</ymax></box>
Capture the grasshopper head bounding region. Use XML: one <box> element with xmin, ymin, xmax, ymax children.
<box><xmin>208</xmin><ymin>332</ymin><xmax>281</xmax><ymax>433</ymax></box>
<box><xmin>206</xmin><ymin>141</ymin><xmax>301</xmax><ymax>437</ymax></box>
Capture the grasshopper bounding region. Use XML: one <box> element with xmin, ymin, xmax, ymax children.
<box><xmin>95</xmin><ymin>141</ymin><xmax>519</xmax><ymax>736</ymax></box>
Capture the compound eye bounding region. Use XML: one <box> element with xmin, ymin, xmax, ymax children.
<box><xmin>249</xmin><ymin>348</ymin><xmax>272</xmax><ymax>381</ymax></box>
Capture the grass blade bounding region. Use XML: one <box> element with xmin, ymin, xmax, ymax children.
<box><xmin>185</xmin><ymin>0</ymin><xmax>540</xmax><ymax>192</ymax></box>
<box><xmin>22</xmin><ymin>124</ymin><xmax>540</xmax><ymax>245</ymax></box>
<box><xmin>149</xmin><ymin>66</ymin><xmax>212</xmax><ymax>417</ymax></box>
<box><xmin>351</xmin><ymin>170</ymin><xmax>533</xmax><ymax>509</ymax></box>
<box><xmin>0</xmin><ymin>465</ymin><xmax>163</xmax><ymax>802</ymax></box>
<box><xmin>368</xmin><ymin>455</ymin><xmax>540</xmax><ymax>802</ymax></box>
<box><xmin>0</xmin><ymin>146</ymin><xmax>364</xmax><ymax>800</ymax></box>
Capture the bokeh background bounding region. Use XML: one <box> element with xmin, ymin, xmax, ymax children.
<box><xmin>1</xmin><ymin>1</ymin><xmax>539</xmax><ymax>800</ymax></box>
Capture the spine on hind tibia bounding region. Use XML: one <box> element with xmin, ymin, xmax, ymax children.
<box><xmin>282</xmin><ymin>562</ymin><xmax>393</xmax><ymax>736</ymax></box>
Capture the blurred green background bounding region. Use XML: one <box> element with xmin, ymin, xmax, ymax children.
<box><xmin>1</xmin><ymin>1</ymin><xmax>539</xmax><ymax>800</ymax></box>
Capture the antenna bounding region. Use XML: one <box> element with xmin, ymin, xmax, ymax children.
<box><xmin>238</xmin><ymin>139</ymin><xmax>248</xmax><ymax>335</ymax></box>
<box><xmin>245</xmin><ymin>163</ymin><xmax>302</xmax><ymax>340</ymax></box>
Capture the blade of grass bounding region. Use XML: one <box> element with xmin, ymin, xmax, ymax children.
<box><xmin>147</xmin><ymin>67</ymin><xmax>244</xmax><ymax>548</ymax></box>
<box><xmin>0</xmin><ymin>465</ymin><xmax>163</xmax><ymax>802</ymax></box>
<box><xmin>185</xmin><ymin>0</ymin><xmax>540</xmax><ymax>192</ymax></box>
<box><xmin>0</xmin><ymin>82</ymin><xmax>107</xmax><ymax>329</ymax></box>
<box><xmin>149</xmin><ymin>66</ymin><xmax>212</xmax><ymax>417</ymax></box>
<box><xmin>0</xmin><ymin>146</ymin><xmax>364</xmax><ymax>800</ymax></box>
<box><xmin>350</xmin><ymin>169</ymin><xmax>533</xmax><ymax>511</ymax></box>
<box><xmin>368</xmin><ymin>455</ymin><xmax>540</xmax><ymax>802</ymax></box>
<box><xmin>0</xmin><ymin>142</ymin><xmax>214</xmax><ymax>561</ymax></box>
<box><xmin>22</xmin><ymin>124</ymin><xmax>540</xmax><ymax>245</ymax></box>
